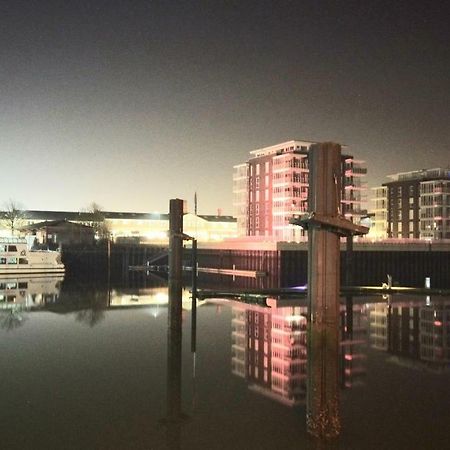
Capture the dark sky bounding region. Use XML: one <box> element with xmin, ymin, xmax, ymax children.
<box><xmin>1</xmin><ymin>0</ymin><xmax>449</xmax><ymax>213</ymax></box>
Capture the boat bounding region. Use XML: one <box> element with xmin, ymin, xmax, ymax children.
<box><xmin>0</xmin><ymin>237</ymin><xmax>65</xmax><ymax>275</ymax></box>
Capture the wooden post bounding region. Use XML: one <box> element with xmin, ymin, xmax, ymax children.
<box><xmin>306</xmin><ymin>143</ymin><xmax>341</xmax><ymax>439</ymax></box>
<box><xmin>289</xmin><ymin>145</ymin><xmax>368</xmax><ymax>439</ymax></box>
<box><xmin>167</xmin><ymin>198</ymin><xmax>184</xmax><ymax>421</ymax></box>
<box><xmin>191</xmin><ymin>238</ymin><xmax>197</xmax><ymax>353</ymax></box>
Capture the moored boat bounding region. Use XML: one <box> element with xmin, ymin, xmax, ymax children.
<box><xmin>0</xmin><ymin>237</ymin><xmax>65</xmax><ymax>275</ymax></box>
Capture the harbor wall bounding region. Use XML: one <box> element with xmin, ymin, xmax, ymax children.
<box><xmin>61</xmin><ymin>241</ymin><xmax>450</xmax><ymax>289</ymax></box>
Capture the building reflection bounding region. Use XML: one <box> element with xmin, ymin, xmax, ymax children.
<box><xmin>230</xmin><ymin>295</ymin><xmax>450</xmax><ymax>406</ymax></box>
<box><xmin>368</xmin><ymin>297</ymin><xmax>450</xmax><ymax>370</ymax></box>
<box><xmin>230</xmin><ymin>299</ymin><xmax>369</xmax><ymax>406</ymax></box>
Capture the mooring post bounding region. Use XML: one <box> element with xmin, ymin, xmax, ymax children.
<box><xmin>167</xmin><ymin>198</ymin><xmax>184</xmax><ymax>421</ymax></box>
<box><xmin>290</xmin><ymin>143</ymin><xmax>369</xmax><ymax>439</ymax></box>
<box><xmin>191</xmin><ymin>238</ymin><xmax>197</xmax><ymax>353</ymax></box>
<box><xmin>306</xmin><ymin>142</ymin><xmax>342</xmax><ymax>439</ymax></box>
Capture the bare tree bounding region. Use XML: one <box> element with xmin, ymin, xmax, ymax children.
<box><xmin>1</xmin><ymin>199</ymin><xmax>25</xmax><ymax>236</ymax></box>
<box><xmin>82</xmin><ymin>201</ymin><xmax>110</xmax><ymax>240</ymax></box>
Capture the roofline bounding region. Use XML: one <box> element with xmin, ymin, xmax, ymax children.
<box><xmin>249</xmin><ymin>139</ymin><xmax>350</xmax><ymax>157</ymax></box>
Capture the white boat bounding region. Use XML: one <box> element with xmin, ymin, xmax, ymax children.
<box><xmin>0</xmin><ymin>237</ymin><xmax>65</xmax><ymax>275</ymax></box>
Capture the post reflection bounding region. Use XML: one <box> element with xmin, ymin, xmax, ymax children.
<box><xmin>164</xmin><ymin>290</ymin><xmax>183</xmax><ymax>450</ymax></box>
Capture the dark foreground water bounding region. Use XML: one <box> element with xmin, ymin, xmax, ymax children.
<box><xmin>1</xmin><ymin>276</ymin><xmax>449</xmax><ymax>449</ymax></box>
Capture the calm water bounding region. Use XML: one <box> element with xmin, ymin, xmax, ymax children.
<box><xmin>1</xmin><ymin>276</ymin><xmax>449</xmax><ymax>449</ymax></box>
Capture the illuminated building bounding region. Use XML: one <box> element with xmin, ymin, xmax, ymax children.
<box><xmin>370</xmin><ymin>168</ymin><xmax>450</xmax><ymax>240</ymax></box>
<box><xmin>0</xmin><ymin>210</ymin><xmax>237</xmax><ymax>243</ymax></box>
<box><xmin>232</xmin><ymin>140</ymin><xmax>367</xmax><ymax>242</ymax></box>
<box><xmin>368</xmin><ymin>186</ymin><xmax>388</xmax><ymax>240</ymax></box>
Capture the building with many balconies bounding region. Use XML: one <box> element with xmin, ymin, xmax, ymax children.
<box><xmin>232</xmin><ymin>140</ymin><xmax>367</xmax><ymax>242</ymax></box>
<box><xmin>370</xmin><ymin>168</ymin><xmax>450</xmax><ymax>240</ymax></box>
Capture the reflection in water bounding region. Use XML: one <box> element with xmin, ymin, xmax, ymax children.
<box><xmin>164</xmin><ymin>293</ymin><xmax>183</xmax><ymax>450</ymax></box>
<box><xmin>0</xmin><ymin>276</ymin><xmax>63</xmax><ymax>330</ymax></box>
<box><xmin>0</xmin><ymin>305</ymin><xmax>28</xmax><ymax>331</ymax></box>
<box><xmin>0</xmin><ymin>276</ymin><xmax>205</xmax><ymax>330</ymax></box>
<box><xmin>369</xmin><ymin>296</ymin><xmax>450</xmax><ymax>370</ymax></box>
<box><xmin>0</xmin><ymin>276</ymin><xmax>63</xmax><ymax>308</ymax></box>
<box><xmin>229</xmin><ymin>295</ymin><xmax>450</xmax><ymax>407</ymax></box>
<box><xmin>1</xmin><ymin>274</ymin><xmax>449</xmax><ymax>449</ymax></box>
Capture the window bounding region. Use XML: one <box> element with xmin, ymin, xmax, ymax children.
<box><xmin>7</xmin><ymin>245</ymin><xmax>17</xmax><ymax>252</ymax></box>
<box><xmin>19</xmin><ymin>258</ymin><xmax>28</xmax><ymax>265</ymax></box>
<box><xmin>7</xmin><ymin>257</ymin><xmax>17</xmax><ymax>265</ymax></box>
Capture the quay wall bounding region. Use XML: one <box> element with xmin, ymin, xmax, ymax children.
<box><xmin>61</xmin><ymin>241</ymin><xmax>450</xmax><ymax>289</ymax></box>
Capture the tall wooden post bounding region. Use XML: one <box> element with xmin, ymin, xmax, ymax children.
<box><xmin>167</xmin><ymin>198</ymin><xmax>184</xmax><ymax>421</ymax></box>
<box><xmin>290</xmin><ymin>143</ymin><xmax>369</xmax><ymax>439</ymax></box>
<box><xmin>306</xmin><ymin>143</ymin><xmax>341</xmax><ymax>439</ymax></box>
<box><xmin>191</xmin><ymin>238</ymin><xmax>197</xmax><ymax>353</ymax></box>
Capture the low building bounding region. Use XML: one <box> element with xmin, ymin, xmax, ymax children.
<box><xmin>2</xmin><ymin>210</ymin><xmax>237</xmax><ymax>244</ymax></box>
<box><xmin>19</xmin><ymin>220</ymin><xmax>95</xmax><ymax>246</ymax></box>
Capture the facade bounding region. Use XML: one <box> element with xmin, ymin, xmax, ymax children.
<box><xmin>370</xmin><ymin>168</ymin><xmax>450</xmax><ymax>240</ymax></box>
<box><xmin>369</xmin><ymin>186</ymin><xmax>388</xmax><ymax>240</ymax></box>
<box><xmin>0</xmin><ymin>210</ymin><xmax>237</xmax><ymax>243</ymax></box>
<box><xmin>233</xmin><ymin>140</ymin><xmax>367</xmax><ymax>242</ymax></box>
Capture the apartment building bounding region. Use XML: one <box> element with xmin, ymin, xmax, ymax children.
<box><xmin>232</xmin><ymin>140</ymin><xmax>367</xmax><ymax>242</ymax></box>
<box><xmin>371</xmin><ymin>168</ymin><xmax>450</xmax><ymax>240</ymax></box>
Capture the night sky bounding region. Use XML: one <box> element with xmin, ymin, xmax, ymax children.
<box><xmin>1</xmin><ymin>0</ymin><xmax>449</xmax><ymax>214</ymax></box>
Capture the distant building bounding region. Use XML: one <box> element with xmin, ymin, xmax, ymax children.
<box><xmin>232</xmin><ymin>140</ymin><xmax>367</xmax><ymax>242</ymax></box>
<box><xmin>1</xmin><ymin>210</ymin><xmax>237</xmax><ymax>243</ymax></box>
<box><xmin>370</xmin><ymin>168</ymin><xmax>450</xmax><ymax>240</ymax></box>
<box><xmin>19</xmin><ymin>220</ymin><xmax>95</xmax><ymax>246</ymax></box>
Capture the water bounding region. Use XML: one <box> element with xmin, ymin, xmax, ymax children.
<box><xmin>1</xmin><ymin>276</ymin><xmax>449</xmax><ymax>449</ymax></box>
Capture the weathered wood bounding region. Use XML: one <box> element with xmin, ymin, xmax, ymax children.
<box><xmin>305</xmin><ymin>143</ymin><xmax>341</xmax><ymax>439</ymax></box>
<box><xmin>167</xmin><ymin>199</ymin><xmax>184</xmax><ymax>420</ymax></box>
